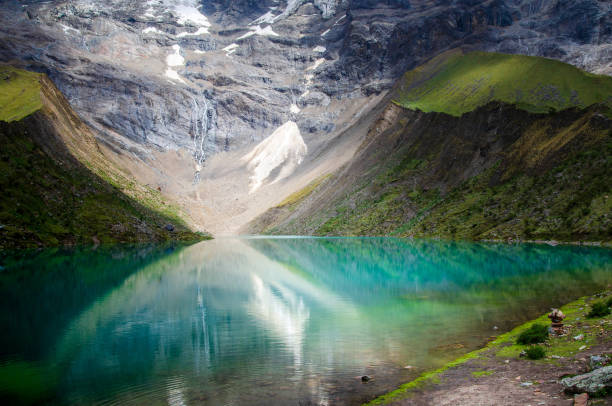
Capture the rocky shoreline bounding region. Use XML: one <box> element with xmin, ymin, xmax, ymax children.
<box><xmin>367</xmin><ymin>292</ymin><xmax>612</xmax><ymax>405</ymax></box>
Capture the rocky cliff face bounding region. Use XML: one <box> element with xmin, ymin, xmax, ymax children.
<box><xmin>0</xmin><ymin>0</ymin><xmax>610</xmax><ymax>234</ymax></box>
<box><xmin>0</xmin><ymin>67</ymin><xmax>205</xmax><ymax>248</ymax></box>
<box><xmin>1</xmin><ymin>1</ymin><xmax>609</xmax><ymax>161</ymax></box>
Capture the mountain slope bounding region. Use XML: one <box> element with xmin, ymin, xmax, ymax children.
<box><xmin>0</xmin><ymin>66</ymin><xmax>207</xmax><ymax>248</ymax></box>
<box><xmin>395</xmin><ymin>50</ymin><xmax>612</xmax><ymax>116</ymax></box>
<box><xmin>249</xmin><ymin>52</ymin><xmax>612</xmax><ymax>243</ymax></box>
<box><xmin>1</xmin><ymin>1</ymin><xmax>610</xmax><ymax>229</ymax></box>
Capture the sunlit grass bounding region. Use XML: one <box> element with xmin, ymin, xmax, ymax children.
<box><xmin>0</xmin><ymin>66</ymin><xmax>43</xmax><ymax>122</ymax></box>
<box><xmin>394</xmin><ymin>51</ymin><xmax>612</xmax><ymax>116</ymax></box>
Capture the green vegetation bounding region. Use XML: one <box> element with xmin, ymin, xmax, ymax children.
<box><xmin>0</xmin><ymin>66</ymin><xmax>43</xmax><ymax>122</ymax></box>
<box><xmin>587</xmin><ymin>300</ymin><xmax>611</xmax><ymax>318</ymax></box>
<box><xmin>0</xmin><ymin>360</ymin><xmax>56</xmax><ymax>405</ymax></box>
<box><xmin>368</xmin><ymin>294</ymin><xmax>612</xmax><ymax>405</ymax></box>
<box><xmin>471</xmin><ymin>370</ymin><xmax>494</xmax><ymax>378</ymax></box>
<box><xmin>307</xmin><ymin>104</ymin><xmax>611</xmax><ymax>242</ymax></box>
<box><xmin>394</xmin><ymin>50</ymin><xmax>612</xmax><ymax>116</ymax></box>
<box><xmin>525</xmin><ymin>345</ymin><xmax>546</xmax><ymax>360</ymax></box>
<box><xmin>516</xmin><ymin>323</ymin><xmax>548</xmax><ymax>345</ymax></box>
<box><xmin>0</xmin><ymin>123</ymin><xmax>204</xmax><ymax>248</ymax></box>
<box><xmin>276</xmin><ymin>174</ymin><xmax>331</xmax><ymax>209</ymax></box>
<box><xmin>0</xmin><ymin>66</ymin><xmax>207</xmax><ymax>248</ymax></box>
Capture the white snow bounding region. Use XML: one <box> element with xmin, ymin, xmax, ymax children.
<box><xmin>165</xmin><ymin>68</ymin><xmax>185</xmax><ymax>83</ymax></box>
<box><xmin>313</xmin><ymin>45</ymin><xmax>326</xmax><ymax>53</ymax></box>
<box><xmin>300</xmin><ymin>90</ymin><xmax>310</xmax><ymax>98</ymax></box>
<box><xmin>174</xmin><ymin>2</ymin><xmax>211</xmax><ymax>27</ymax></box>
<box><xmin>166</xmin><ymin>44</ymin><xmax>185</xmax><ymax>67</ymax></box>
<box><xmin>237</xmin><ymin>25</ymin><xmax>279</xmax><ymax>40</ymax></box>
<box><xmin>60</xmin><ymin>23</ymin><xmax>80</xmax><ymax>35</ymax></box>
<box><xmin>251</xmin><ymin>10</ymin><xmax>277</xmax><ymax>26</ymax></box>
<box><xmin>165</xmin><ymin>44</ymin><xmax>185</xmax><ymax>83</ymax></box>
<box><xmin>142</xmin><ymin>27</ymin><xmax>162</xmax><ymax>34</ymax></box>
<box><xmin>242</xmin><ymin>121</ymin><xmax>307</xmax><ymax>193</ymax></box>
<box><xmin>223</xmin><ymin>43</ymin><xmax>239</xmax><ymax>55</ymax></box>
<box><xmin>307</xmin><ymin>58</ymin><xmax>325</xmax><ymax>71</ymax></box>
<box><xmin>193</xmin><ymin>50</ymin><xmax>206</xmax><ymax>54</ymax></box>
<box><xmin>273</xmin><ymin>0</ymin><xmax>307</xmax><ymax>23</ymax></box>
<box><xmin>321</xmin><ymin>28</ymin><xmax>331</xmax><ymax>37</ymax></box>
<box><xmin>290</xmin><ymin>104</ymin><xmax>301</xmax><ymax>114</ymax></box>
<box><xmin>176</xmin><ymin>27</ymin><xmax>209</xmax><ymax>37</ymax></box>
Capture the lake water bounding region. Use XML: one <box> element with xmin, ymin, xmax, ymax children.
<box><xmin>1</xmin><ymin>237</ymin><xmax>612</xmax><ymax>405</ymax></box>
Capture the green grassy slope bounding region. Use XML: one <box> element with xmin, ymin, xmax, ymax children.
<box><xmin>315</xmin><ymin>108</ymin><xmax>611</xmax><ymax>241</ymax></box>
<box><xmin>256</xmin><ymin>102</ymin><xmax>611</xmax><ymax>242</ymax></box>
<box><xmin>252</xmin><ymin>52</ymin><xmax>612</xmax><ymax>242</ymax></box>
<box><xmin>0</xmin><ymin>67</ymin><xmax>43</xmax><ymax>122</ymax></box>
<box><xmin>0</xmin><ymin>66</ymin><xmax>207</xmax><ymax>248</ymax></box>
<box><xmin>395</xmin><ymin>50</ymin><xmax>612</xmax><ymax>116</ymax></box>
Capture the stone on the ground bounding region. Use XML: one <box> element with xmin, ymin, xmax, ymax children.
<box><xmin>164</xmin><ymin>224</ymin><xmax>175</xmax><ymax>232</ymax></box>
<box><xmin>589</xmin><ymin>355</ymin><xmax>610</xmax><ymax>371</ymax></box>
<box><xmin>361</xmin><ymin>375</ymin><xmax>371</xmax><ymax>382</ymax></box>
<box><xmin>573</xmin><ymin>393</ymin><xmax>588</xmax><ymax>406</ymax></box>
<box><xmin>561</xmin><ymin>365</ymin><xmax>612</xmax><ymax>394</ymax></box>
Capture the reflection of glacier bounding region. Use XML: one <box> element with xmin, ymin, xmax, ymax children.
<box><xmin>248</xmin><ymin>274</ymin><xmax>310</xmax><ymax>365</ymax></box>
<box><xmin>17</xmin><ymin>238</ymin><xmax>612</xmax><ymax>405</ymax></box>
<box><xmin>51</xmin><ymin>239</ymin><xmax>354</xmax><ymax>404</ymax></box>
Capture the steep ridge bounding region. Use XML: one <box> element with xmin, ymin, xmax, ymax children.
<box><xmin>0</xmin><ymin>66</ymin><xmax>206</xmax><ymax>248</ymax></box>
<box><xmin>249</xmin><ymin>52</ymin><xmax>612</xmax><ymax>242</ymax></box>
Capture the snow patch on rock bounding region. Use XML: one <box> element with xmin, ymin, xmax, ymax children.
<box><xmin>166</xmin><ymin>44</ymin><xmax>185</xmax><ymax>67</ymax></box>
<box><xmin>242</xmin><ymin>121</ymin><xmax>307</xmax><ymax>193</ymax></box>
<box><xmin>173</xmin><ymin>1</ymin><xmax>211</xmax><ymax>27</ymax></box>
<box><xmin>251</xmin><ymin>8</ymin><xmax>278</xmax><ymax>26</ymax></box>
<box><xmin>223</xmin><ymin>43</ymin><xmax>239</xmax><ymax>56</ymax></box>
<box><xmin>165</xmin><ymin>68</ymin><xmax>185</xmax><ymax>83</ymax></box>
<box><xmin>313</xmin><ymin>45</ymin><xmax>326</xmax><ymax>53</ymax></box>
<box><xmin>307</xmin><ymin>58</ymin><xmax>325</xmax><ymax>71</ymax></box>
<box><xmin>290</xmin><ymin>104</ymin><xmax>301</xmax><ymax>114</ymax></box>
<box><xmin>165</xmin><ymin>44</ymin><xmax>185</xmax><ymax>83</ymax></box>
<box><xmin>237</xmin><ymin>25</ymin><xmax>279</xmax><ymax>40</ymax></box>
<box><xmin>142</xmin><ymin>26</ymin><xmax>162</xmax><ymax>34</ymax></box>
<box><xmin>60</xmin><ymin>23</ymin><xmax>80</xmax><ymax>35</ymax></box>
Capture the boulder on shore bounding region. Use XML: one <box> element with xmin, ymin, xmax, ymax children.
<box><xmin>561</xmin><ymin>365</ymin><xmax>612</xmax><ymax>394</ymax></box>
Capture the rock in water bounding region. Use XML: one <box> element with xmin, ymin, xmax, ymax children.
<box><xmin>561</xmin><ymin>365</ymin><xmax>612</xmax><ymax>394</ymax></box>
<box><xmin>361</xmin><ymin>375</ymin><xmax>371</xmax><ymax>382</ymax></box>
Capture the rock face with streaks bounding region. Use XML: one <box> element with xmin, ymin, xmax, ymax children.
<box><xmin>1</xmin><ymin>0</ymin><xmax>610</xmax><ymax>162</ymax></box>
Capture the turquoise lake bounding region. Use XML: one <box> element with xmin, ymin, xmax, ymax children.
<box><xmin>1</xmin><ymin>237</ymin><xmax>612</xmax><ymax>405</ymax></box>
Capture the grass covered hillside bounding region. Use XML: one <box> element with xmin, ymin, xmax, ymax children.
<box><xmin>250</xmin><ymin>52</ymin><xmax>612</xmax><ymax>243</ymax></box>
<box><xmin>395</xmin><ymin>50</ymin><xmax>612</xmax><ymax>116</ymax></box>
<box><xmin>0</xmin><ymin>68</ymin><xmax>43</xmax><ymax>122</ymax></box>
<box><xmin>0</xmin><ymin>65</ymin><xmax>207</xmax><ymax>248</ymax></box>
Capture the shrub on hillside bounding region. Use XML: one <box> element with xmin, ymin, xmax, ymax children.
<box><xmin>587</xmin><ymin>301</ymin><xmax>611</xmax><ymax>318</ymax></box>
<box><xmin>517</xmin><ymin>323</ymin><xmax>549</xmax><ymax>345</ymax></box>
<box><xmin>525</xmin><ymin>346</ymin><xmax>546</xmax><ymax>360</ymax></box>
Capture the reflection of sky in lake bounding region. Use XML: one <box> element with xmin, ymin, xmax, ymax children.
<box><xmin>0</xmin><ymin>238</ymin><xmax>611</xmax><ymax>405</ymax></box>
